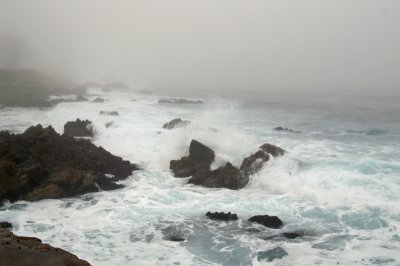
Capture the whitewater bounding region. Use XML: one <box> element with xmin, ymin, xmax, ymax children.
<box><xmin>1</xmin><ymin>89</ymin><xmax>400</xmax><ymax>265</ymax></box>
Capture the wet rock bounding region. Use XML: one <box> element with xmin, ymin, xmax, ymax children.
<box><xmin>257</xmin><ymin>247</ymin><xmax>288</xmax><ymax>262</ymax></box>
<box><xmin>206</xmin><ymin>212</ymin><xmax>238</xmax><ymax>221</ymax></box>
<box><xmin>91</xmin><ymin>97</ymin><xmax>105</xmax><ymax>103</ymax></box>
<box><xmin>0</xmin><ymin>124</ymin><xmax>138</xmax><ymax>203</ymax></box>
<box><xmin>100</xmin><ymin>111</ymin><xmax>119</xmax><ymax>116</ymax></box>
<box><xmin>170</xmin><ymin>140</ymin><xmax>215</xmax><ymax>178</ymax></box>
<box><xmin>274</xmin><ymin>127</ymin><xmax>299</xmax><ymax>133</ymax></box>
<box><xmin>189</xmin><ymin>162</ymin><xmax>243</xmax><ymax>189</ymax></box>
<box><xmin>162</xmin><ymin>118</ymin><xmax>190</xmax><ymax>130</ymax></box>
<box><xmin>240</xmin><ymin>143</ymin><xmax>286</xmax><ymax>178</ymax></box>
<box><xmin>169</xmin><ymin>235</ymin><xmax>185</xmax><ymax>242</ymax></box>
<box><xmin>0</xmin><ymin>222</ymin><xmax>12</xmax><ymax>229</ymax></box>
<box><xmin>0</xmin><ymin>228</ymin><xmax>90</xmax><ymax>265</ymax></box>
<box><xmin>248</xmin><ymin>215</ymin><xmax>283</xmax><ymax>229</ymax></box>
<box><xmin>63</xmin><ymin>119</ymin><xmax>93</xmax><ymax>137</ymax></box>
<box><xmin>159</xmin><ymin>98</ymin><xmax>203</xmax><ymax>104</ymax></box>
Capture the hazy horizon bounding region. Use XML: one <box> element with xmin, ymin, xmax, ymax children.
<box><xmin>1</xmin><ymin>0</ymin><xmax>399</xmax><ymax>97</ymax></box>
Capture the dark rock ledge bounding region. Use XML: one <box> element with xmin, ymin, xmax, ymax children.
<box><xmin>0</xmin><ymin>124</ymin><xmax>138</xmax><ymax>204</ymax></box>
<box><xmin>0</xmin><ymin>227</ymin><xmax>90</xmax><ymax>266</ymax></box>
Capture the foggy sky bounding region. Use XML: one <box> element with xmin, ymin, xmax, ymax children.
<box><xmin>1</xmin><ymin>0</ymin><xmax>399</xmax><ymax>96</ymax></box>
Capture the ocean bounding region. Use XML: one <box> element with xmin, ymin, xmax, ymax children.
<box><xmin>1</xmin><ymin>89</ymin><xmax>399</xmax><ymax>265</ymax></box>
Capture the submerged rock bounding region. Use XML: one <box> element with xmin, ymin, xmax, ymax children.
<box><xmin>0</xmin><ymin>228</ymin><xmax>90</xmax><ymax>265</ymax></box>
<box><xmin>100</xmin><ymin>111</ymin><xmax>119</xmax><ymax>116</ymax></box>
<box><xmin>257</xmin><ymin>247</ymin><xmax>288</xmax><ymax>262</ymax></box>
<box><xmin>162</xmin><ymin>118</ymin><xmax>190</xmax><ymax>129</ymax></box>
<box><xmin>159</xmin><ymin>98</ymin><xmax>203</xmax><ymax>104</ymax></box>
<box><xmin>248</xmin><ymin>215</ymin><xmax>283</xmax><ymax>229</ymax></box>
<box><xmin>105</xmin><ymin>121</ymin><xmax>114</xmax><ymax>128</ymax></box>
<box><xmin>0</xmin><ymin>125</ymin><xmax>138</xmax><ymax>203</ymax></box>
<box><xmin>206</xmin><ymin>212</ymin><xmax>238</xmax><ymax>221</ymax></box>
<box><xmin>63</xmin><ymin>119</ymin><xmax>93</xmax><ymax>137</ymax></box>
<box><xmin>91</xmin><ymin>97</ymin><xmax>105</xmax><ymax>103</ymax></box>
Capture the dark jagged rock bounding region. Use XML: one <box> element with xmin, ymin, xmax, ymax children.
<box><xmin>159</xmin><ymin>98</ymin><xmax>203</xmax><ymax>104</ymax></box>
<box><xmin>0</xmin><ymin>228</ymin><xmax>90</xmax><ymax>266</ymax></box>
<box><xmin>248</xmin><ymin>215</ymin><xmax>283</xmax><ymax>229</ymax></box>
<box><xmin>274</xmin><ymin>127</ymin><xmax>300</xmax><ymax>133</ymax></box>
<box><xmin>63</xmin><ymin>119</ymin><xmax>93</xmax><ymax>137</ymax></box>
<box><xmin>170</xmin><ymin>140</ymin><xmax>215</xmax><ymax>178</ymax></box>
<box><xmin>189</xmin><ymin>162</ymin><xmax>243</xmax><ymax>189</ymax></box>
<box><xmin>206</xmin><ymin>211</ymin><xmax>238</xmax><ymax>221</ymax></box>
<box><xmin>100</xmin><ymin>111</ymin><xmax>119</xmax><ymax>116</ymax></box>
<box><xmin>240</xmin><ymin>143</ymin><xmax>286</xmax><ymax>178</ymax></box>
<box><xmin>0</xmin><ymin>125</ymin><xmax>138</xmax><ymax>203</ymax></box>
<box><xmin>170</xmin><ymin>140</ymin><xmax>286</xmax><ymax>189</ymax></box>
<box><xmin>91</xmin><ymin>97</ymin><xmax>105</xmax><ymax>103</ymax></box>
<box><xmin>0</xmin><ymin>222</ymin><xmax>12</xmax><ymax>229</ymax></box>
<box><xmin>168</xmin><ymin>235</ymin><xmax>185</xmax><ymax>242</ymax></box>
<box><xmin>162</xmin><ymin>118</ymin><xmax>190</xmax><ymax>129</ymax></box>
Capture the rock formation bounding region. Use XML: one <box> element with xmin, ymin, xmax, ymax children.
<box><xmin>162</xmin><ymin>118</ymin><xmax>190</xmax><ymax>129</ymax></box>
<box><xmin>63</xmin><ymin>119</ymin><xmax>93</xmax><ymax>137</ymax></box>
<box><xmin>0</xmin><ymin>125</ymin><xmax>137</xmax><ymax>203</ymax></box>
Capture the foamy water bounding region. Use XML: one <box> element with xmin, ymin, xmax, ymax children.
<box><xmin>1</xmin><ymin>89</ymin><xmax>400</xmax><ymax>265</ymax></box>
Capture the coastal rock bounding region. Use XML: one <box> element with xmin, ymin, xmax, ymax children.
<box><xmin>159</xmin><ymin>98</ymin><xmax>203</xmax><ymax>104</ymax></box>
<box><xmin>189</xmin><ymin>162</ymin><xmax>243</xmax><ymax>189</ymax></box>
<box><xmin>75</xmin><ymin>95</ymin><xmax>89</xmax><ymax>102</ymax></box>
<box><xmin>240</xmin><ymin>143</ymin><xmax>286</xmax><ymax>178</ymax></box>
<box><xmin>274</xmin><ymin>127</ymin><xmax>299</xmax><ymax>133</ymax></box>
<box><xmin>91</xmin><ymin>97</ymin><xmax>105</xmax><ymax>103</ymax></box>
<box><xmin>100</xmin><ymin>111</ymin><xmax>119</xmax><ymax>116</ymax></box>
<box><xmin>0</xmin><ymin>222</ymin><xmax>12</xmax><ymax>229</ymax></box>
<box><xmin>170</xmin><ymin>140</ymin><xmax>215</xmax><ymax>178</ymax></box>
<box><xmin>248</xmin><ymin>215</ymin><xmax>283</xmax><ymax>229</ymax></box>
<box><xmin>162</xmin><ymin>118</ymin><xmax>190</xmax><ymax>129</ymax></box>
<box><xmin>0</xmin><ymin>228</ymin><xmax>90</xmax><ymax>266</ymax></box>
<box><xmin>63</xmin><ymin>119</ymin><xmax>93</xmax><ymax>137</ymax></box>
<box><xmin>0</xmin><ymin>124</ymin><xmax>138</xmax><ymax>203</ymax></box>
<box><xmin>105</xmin><ymin>121</ymin><xmax>114</xmax><ymax>128</ymax></box>
<box><xmin>206</xmin><ymin>211</ymin><xmax>238</xmax><ymax>221</ymax></box>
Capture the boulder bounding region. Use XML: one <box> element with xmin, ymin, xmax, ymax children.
<box><xmin>206</xmin><ymin>212</ymin><xmax>238</xmax><ymax>221</ymax></box>
<box><xmin>248</xmin><ymin>215</ymin><xmax>283</xmax><ymax>229</ymax></box>
<box><xmin>170</xmin><ymin>140</ymin><xmax>215</xmax><ymax>178</ymax></box>
<box><xmin>0</xmin><ymin>228</ymin><xmax>90</xmax><ymax>266</ymax></box>
<box><xmin>100</xmin><ymin>111</ymin><xmax>119</xmax><ymax>116</ymax></box>
<box><xmin>162</xmin><ymin>118</ymin><xmax>190</xmax><ymax>129</ymax></box>
<box><xmin>240</xmin><ymin>143</ymin><xmax>286</xmax><ymax>178</ymax></box>
<box><xmin>63</xmin><ymin>119</ymin><xmax>93</xmax><ymax>137</ymax></box>
<box><xmin>0</xmin><ymin>125</ymin><xmax>138</xmax><ymax>203</ymax></box>
<box><xmin>189</xmin><ymin>162</ymin><xmax>243</xmax><ymax>189</ymax></box>
<box><xmin>159</xmin><ymin>98</ymin><xmax>203</xmax><ymax>104</ymax></box>
<box><xmin>91</xmin><ymin>97</ymin><xmax>105</xmax><ymax>103</ymax></box>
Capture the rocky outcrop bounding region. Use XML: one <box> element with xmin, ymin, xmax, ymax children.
<box><xmin>170</xmin><ymin>140</ymin><xmax>215</xmax><ymax>177</ymax></box>
<box><xmin>0</xmin><ymin>228</ymin><xmax>90</xmax><ymax>266</ymax></box>
<box><xmin>159</xmin><ymin>98</ymin><xmax>203</xmax><ymax>104</ymax></box>
<box><xmin>162</xmin><ymin>118</ymin><xmax>190</xmax><ymax>129</ymax></box>
<box><xmin>91</xmin><ymin>97</ymin><xmax>105</xmax><ymax>103</ymax></box>
<box><xmin>240</xmin><ymin>143</ymin><xmax>286</xmax><ymax>178</ymax></box>
<box><xmin>0</xmin><ymin>222</ymin><xmax>12</xmax><ymax>229</ymax></box>
<box><xmin>0</xmin><ymin>125</ymin><xmax>137</xmax><ymax>203</ymax></box>
<box><xmin>206</xmin><ymin>212</ymin><xmax>238</xmax><ymax>221</ymax></box>
<box><xmin>63</xmin><ymin>119</ymin><xmax>93</xmax><ymax>137</ymax></box>
<box><xmin>274</xmin><ymin>127</ymin><xmax>300</xmax><ymax>133</ymax></box>
<box><xmin>170</xmin><ymin>140</ymin><xmax>286</xmax><ymax>189</ymax></box>
<box><xmin>100</xmin><ymin>111</ymin><xmax>119</xmax><ymax>116</ymax></box>
<box><xmin>248</xmin><ymin>215</ymin><xmax>283</xmax><ymax>229</ymax></box>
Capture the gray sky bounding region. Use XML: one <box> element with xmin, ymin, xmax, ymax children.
<box><xmin>1</xmin><ymin>0</ymin><xmax>399</xmax><ymax>96</ymax></box>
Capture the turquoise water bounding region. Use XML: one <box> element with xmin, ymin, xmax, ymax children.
<box><xmin>0</xmin><ymin>90</ymin><xmax>399</xmax><ymax>265</ymax></box>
